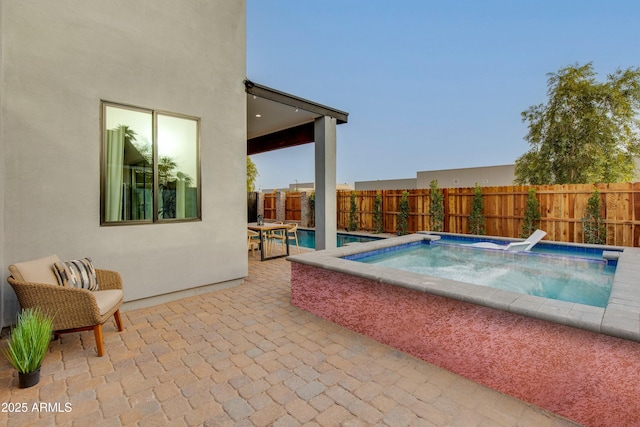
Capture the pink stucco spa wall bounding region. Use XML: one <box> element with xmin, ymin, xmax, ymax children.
<box><xmin>290</xmin><ymin>262</ymin><xmax>640</xmax><ymax>427</ymax></box>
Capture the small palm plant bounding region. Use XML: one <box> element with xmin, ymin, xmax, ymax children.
<box><xmin>3</xmin><ymin>308</ymin><xmax>53</xmax><ymax>388</ymax></box>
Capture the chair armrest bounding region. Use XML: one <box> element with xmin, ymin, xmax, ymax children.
<box><xmin>7</xmin><ymin>277</ymin><xmax>102</xmax><ymax>330</ymax></box>
<box><xmin>96</xmin><ymin>269</ymin><xmax>123</xmax><ymax>291</ymax></box>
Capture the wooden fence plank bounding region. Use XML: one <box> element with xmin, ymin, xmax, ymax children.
<box><xmin>285</xmin><ymin>193</ymin><xmax>301</xmax><ymax>221</ymax></box>
<box><xmin>264</xmin><ymin>193</ymin><xmax>276</xmax><ymax>220</ymax></box>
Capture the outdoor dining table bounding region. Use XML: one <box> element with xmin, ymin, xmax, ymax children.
<box><xmin>247</xmin><ymin>222</ymin><xmax>290</xmax><ymax>261</ymax></box>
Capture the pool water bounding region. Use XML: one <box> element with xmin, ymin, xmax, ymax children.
<box><xmin>435</xmin><ymin>235</ymin><xmax>610</xmax><ymax>261</ymax></box>
<box><xmin>296</xmin><ymin>229</ymin><xmax>383</xmax><ymax>248</ymax></box>
<box><xmin>352</xmin><ymin>241</ymin><xmax>614</xmax><ymax>307</ymax></box>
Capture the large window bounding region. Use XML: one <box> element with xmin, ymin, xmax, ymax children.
<box><xmin>101</xmin><ymin>102</ymin><xmax>200</xmax><ymax>224</ymax></box>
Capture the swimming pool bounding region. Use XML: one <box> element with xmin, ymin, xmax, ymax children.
<box><xmin>349</xmin><ymin>240</ymin><xmax>614</xmax><ymax>307</ymax></box>
<box><xmin>295</xmin><ymin>228</ymin><xmax>384</xmax><ymax>248</ymax></box>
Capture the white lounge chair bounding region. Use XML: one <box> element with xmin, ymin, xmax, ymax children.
<box><xmin>467</xmin><ymin>229</ymin><xmax>547</xmax><ymax>252</ymax></box>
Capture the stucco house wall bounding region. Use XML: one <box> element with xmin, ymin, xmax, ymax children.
<box><xmin>0</xmin><ymin>1</ymin><xmax>248</xmax><ymax>327</ymax></box>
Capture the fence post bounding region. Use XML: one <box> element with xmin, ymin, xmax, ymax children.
<box><xmin>443</xmin><ymin>188</ymin><xmax>449</xmax><ymax>232</ymax></box>
<box><xmin>301</xmin><ymin>191</ymin><xmax>310</xmax><ymax>228</ymax></box>
<box><xmin>276</xmin><ymin>191</ymin><xmax>286</xmax><ymax>223</ymax></box>
<box><xmin>257</xmin><ymin>192</ymin><xmax>265</xmax><ymax>220</ymax></box>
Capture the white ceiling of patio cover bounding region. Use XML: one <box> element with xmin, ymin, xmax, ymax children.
<box><xmin>247</xmin><ymin>94</ymin><xmax>320</xmax><ymax>140</ymax></box>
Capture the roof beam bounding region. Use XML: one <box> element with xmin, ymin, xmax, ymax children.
<box><xmin>245</xmin><ymin>80</ymin><xmax>349</xmax><ymax>124</ymax></box>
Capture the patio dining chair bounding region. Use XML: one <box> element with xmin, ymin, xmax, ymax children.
<box><xmin>269</xmin><ymin>223</ymin><xmax>300</xmax><ymax>254</ymax></box>
<box><xmin>285</xmin><ymin>223</ymin><xmax>300</xmax><ymax>254</ymax></box>
<box><xmin>247</xmin><ymin>229</ymin><xmax>261</xmax><ymax>257</ymax></box>
<box><xmin>264</xmin><ymin>222</ymin><xmax>284</xmax><ymax>256</ymax></box>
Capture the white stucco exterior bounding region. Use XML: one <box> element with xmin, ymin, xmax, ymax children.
<box><xmin>355</xmin><ymin>165</ymin><xmax>517</xmax><ymax>191</ymax></box>
<box><xmin>416</xmin><ymin>164</ymin><xmax>517</xmax><ymax>188</ymax></box>
<box><xmin>355</xmin><ymin>178</ymin><xmax>417</xmax><ymax>191</ymax></box>
<box><xmin>1</xmin><ymin>1</ymin><xmax>248</xmax><ymax>326</ymax></box>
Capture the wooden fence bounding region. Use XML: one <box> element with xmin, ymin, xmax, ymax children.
<box><xmin>335</xmin><ymin>183</ymin><xmax>640</xmax><ymax>247</ymax></box>
<box><xmin>263</xmin><ymin>193</ymin><xmax>276</xmax><ymax>220</ymax></box>
<box><xmin>285</xmin><ymin>193</ymin><xmax>301</xmax><ymax>222</ymax></box>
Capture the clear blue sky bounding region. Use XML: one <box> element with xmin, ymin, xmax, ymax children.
<box><xmin>247</xmin><ymin>0</ymin><xmax>640</xmax><ymax>191</ymax></box>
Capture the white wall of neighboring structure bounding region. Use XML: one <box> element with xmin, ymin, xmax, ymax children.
<box><xmin>417</xmin><ymin>165</ymin><xmax>516</xmax><ymax>188</ymax></box>
<box><xmin>0</xmin><ymin>1</ymin><xmax>247</xmax><ymax>326</ymax></box>
<box><xmin>355</xmin><ymin>178</ymin><xmax>417</xmax><ymax>191</ymax></box>
<box><xmin>357</xmin><ymin>161</ymin><xmax>640</xmax><ymax>192</ymax></box>
<box><xmin>277</xmin><ymin>182</ymin><xmax>353</xmax><ymax>192</ymax></box>
<box><xmin>353</xmin><ymin>166</ymin><xmax>515</xmax><ymax>191</ymax></box>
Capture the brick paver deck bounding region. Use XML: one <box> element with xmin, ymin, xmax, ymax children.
<box><xmin>0</xmin><ymin>253</ymin><xmax>580</xmax><ymax>426</ymax></box>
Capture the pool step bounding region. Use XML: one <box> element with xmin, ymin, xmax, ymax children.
<box><xmin>603</xmin><ymin>250</ymin><xmax>621</xmax><ymax>265</ymax></box>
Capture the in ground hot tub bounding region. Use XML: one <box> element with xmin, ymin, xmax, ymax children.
<box><xmin>288</xmin><ymin>233</ymin><xmax>640</xmax><ymax>426</ymax></box>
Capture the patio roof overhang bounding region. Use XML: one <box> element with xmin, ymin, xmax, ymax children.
<box><xmin>245</xmin><ymin>80</ymin><xmax>349</xmax><ymax>155</ymax></box>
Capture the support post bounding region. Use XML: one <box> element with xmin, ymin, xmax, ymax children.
<box><xmin>314</xmin><ymin>116</ymin><xmax>337</xmax><ymax>250</ymax></box>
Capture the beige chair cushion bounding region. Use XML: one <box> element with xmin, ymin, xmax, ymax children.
<box><xmin>93</xmin><ymin>289</ymin><xmax>123</xmax><ymax>316</ymax></box>
<box><xmin>8</xmin><ymin>255</ymin><xmax>61</xmax><ymax>285</ymax></box>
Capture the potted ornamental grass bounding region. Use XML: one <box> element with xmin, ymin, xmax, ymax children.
<box><xmin>3</xmin><ymin>308</ymin><xmax>53</xmax><ymax>388</ymax></box>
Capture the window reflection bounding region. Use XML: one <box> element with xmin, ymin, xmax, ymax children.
<box><xmin>102</xmin><ymin>103</ymin><xmax>200</xmax><ymax>224</ymax></box>
<box><xmin>158</xmin><ymin>114</ymin><xmax>199</xmax><ymax>219</ymax></box>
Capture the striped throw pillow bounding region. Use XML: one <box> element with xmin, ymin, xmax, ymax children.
<box><xmin>52</xmin><ymin>258</ymin><xmax>99</xmax><ymax>291</ymax></box>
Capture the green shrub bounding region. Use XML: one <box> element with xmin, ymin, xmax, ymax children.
<box><xmin>521</xmin><ymin>188</ymin><xmax>541</xmax><ymax>237</ymax></box>
<box><xmin>429</xmin><ymin>180</ymin><xmax>444</xmax><ymax>232</ymax></box>
<box><xmin>373</xmin><ymin>193</ymin><xmax>384</xmax><ymax>233</ymax></box>
<box><xmin>397</xmin><ymin>191</ymin><xmax>410</xmax><ymax>235</ymax></box>
<box><xmin>347</xmin><ymin>191</ymin><xmax>359</xmax><ymax>232</ymax></box>
<box><xmin>3</xmin><ymin>308</ymin><xmax>53</xmax><ymax>374</ymax></box>
<box><xmin>582</xmin><ymin>188</ymin><xmax>606</xmax><ymax>244</ymax></box>
<box><xmin>469</xmin><ymin>184</ymin><xmax>485</xmax><ymax>235</ymax></box>
<box><xmin>307</xmin><ymin>192</ymin><xmax>315</xmax><ymax>228</ymax></box>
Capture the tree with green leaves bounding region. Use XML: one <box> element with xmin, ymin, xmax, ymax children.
<box><xmin>119</xmin><ymin>124</ymin><xmax>138</xmax><ymax>147</ymax></box>
<box><xmin>469</xmin><ymin>184</ymin><xmax>485</xmax><ymax>235</ymax></box>
<box><xmin>429</xmin><ymin>180</ymin><xmax>444</xmax><ymax>232</ymax></box>
<box><xmin>515</xmin><ymin>62</ymin><xmax>640</xmax><ymax>185</ymax></box>
<box><xmin>373</xmin><ymin>193</ymin><xmax>384</xmax><ymax>233</ymax></box>
<box><xmin>247</xmin><ymin>157</ymin><xmax>258</xmax><ymax>192</ymax></box>
<box><xmin>396</xmin><ymin>191</ymin><xmax>410</xmax><ymax>236</ymax></box>
<box><xmin>582</xmin><ymin>188</ymin><xmax>607</xmax><ymax>244</ymax></box>
<box><xmin>158</xmin><ymin>156</ymin><xmax>178</xmax><ymax>186</ymax></box>
<box><xmin>521</xmin><ymin>188</ymin><xmax>541</xmax><ymax>238</ymax></box>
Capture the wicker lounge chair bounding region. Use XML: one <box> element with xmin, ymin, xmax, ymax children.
<box><xmin>7</xmin><ymin>255</ymin><xmax>124</xmax><ymax>357</ymax></box>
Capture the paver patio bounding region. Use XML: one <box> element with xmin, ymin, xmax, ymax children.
<box><xmin>0</xmin><ymin>252</ymin><xmax>580</xmax><ymax>426</ymax></box>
